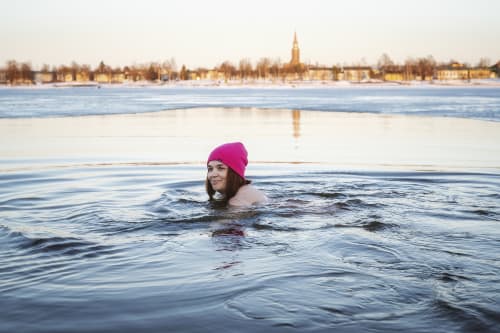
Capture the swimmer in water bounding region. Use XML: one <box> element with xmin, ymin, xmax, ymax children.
<box><xmin>206</xmin><ymin>142</ymin><xmax>267</xmax><ymax>207</ymax></box>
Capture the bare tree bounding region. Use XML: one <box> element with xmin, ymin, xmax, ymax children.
<box><xmin>218</xmin><ymin>60</ymin><xmax>236</xmax><ymax>82</ymax></box>
<box><xmin>404</xmin><ymin>57</ymin><xmax>417</xmax><ymax>81</ymax></box>
<box><xmin>56</xmin><ymin>65</ymin><xmax>70</xmax><ymax>82</ymax></box>
<box><xmin>377</xmin><ymin>53</ymin><xmax>394</xmax><ymax>70</ymax></box>
<box><xmin>270</xmin><ymin>58</ymin><xmax>282</xmax><ymax>81</ymax></box>
<box><xmin>51</xmin><ymin>65</ymin><xmax>58</xmax><ymax>82</ymax></box>
<box><xmin>6</xmin><ymin>60</ymin><xmax>19</xmax><ymax>84</ymax></box>
<box><xmin>288</xmin><ymin>63</ymin><xmax>306</xmax><ymax>80</ymax></box>
<box><xmin>95</xmin><ymin>61</ymin><xmax>113</xmax><ymax>74</ymax></box>
<box><xmin>71</xmin><ymin>61</ymin><xmax>80</xmax><ymax>81</ymax></box>
<box><xmin>256</xmin><ymin>57</ymin><xmax>271</xmax><ymax>79</ymax></box>
<box><xmin>145</xmin><ymin>62</ymin><xmax>160</xmax><ymax>81</ymax></box>
<box><xmin>81</xmin><ymin>64</ymin><xmax>91</xmax><ymax>81</ymax></box>
<box><xmin>332</xmin><ymin>65</ymin><xmax>340</xmax><ymax>81</ymax></box>
<box><xmin>238</xmin><ymin>58</ymin><xmax>253</xmax><ymax>80</ymax></box>
<box><xmin>180</xmin><ymin>65</ymin><xmax>187</xmax><ymax>80</ymax></box>
<box><xmin>19</xmin><ymin>62</ymin><xmax>33</xmax><ymax>83</ymax></box>
<box><xmin>416</xmin><ymin>55</ymin><xmax>436</xmax><ymax>80</ymax></box>
<box><xmin>377</xmin><ymin>53</ymin><xmax>395</xmax><ymax>80</ymax></box>
<box><xmin>162</xmin><ymin>58</ymin><xmax>177</xmax><ymax>81</ymax></box>
<box><xmin>477</xmin><ymin>57</ymin><xmax>491</xmax><ymax>68</ymax></box>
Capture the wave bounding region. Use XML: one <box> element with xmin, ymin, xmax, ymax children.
<box><xmin>0</xmin><ymin>225</ymin><xmax>117</xmax><ymax>259</ymax></box>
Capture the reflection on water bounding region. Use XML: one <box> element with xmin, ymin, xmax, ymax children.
<box><xmin>292</xmin><ymin>109</ymin><xmax>301</xmax><ymax>140</ymax></box>
<box><xmin>1</xmin><ymin>107</ymin><xmax>500</xmax><ymax>172</ymax></box>
<box><xmin>211</xmin><ymin>222</ymin><xmax>246</xmax><ymax>272</ymax></box>
<box><xmin>1</xmin><ymin>163</ymin><xmax>499</xmax><ymax>332</ymax></box>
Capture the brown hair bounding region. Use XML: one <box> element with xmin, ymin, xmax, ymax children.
<box><xmin>206</xmin><ymin>167</ymin><xmax>250</xmax><ymax>204</ymax></box>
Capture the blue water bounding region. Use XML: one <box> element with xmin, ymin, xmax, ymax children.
<box><xmin>1</xmin><ymin>85</ymin><xmax>500</xmax><ymax>121</ymax></box>
<box><xmin>1</xmin><ymin>87</ymin><xmax>500</xmax><ymax>332</ymax></box>
<box><xmin>1</xmin><ymin>165</ymin><xmax>499</xmax><ymax>332</ymax></box>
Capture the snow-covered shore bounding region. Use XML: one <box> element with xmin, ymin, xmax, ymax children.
<box><xmin>2</xmin><ymin>78</ymin><xmax>500</xmax><ymax>89</ymax></box>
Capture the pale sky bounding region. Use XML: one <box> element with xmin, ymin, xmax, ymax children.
<box><xmin>1</xmin><ymin>0</ymin><xmax>499</xmax><ymax>70</ymax></box>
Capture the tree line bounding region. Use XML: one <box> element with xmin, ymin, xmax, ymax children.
<box><xmin>376</xmin><ymin>54</ymin><xmax>495</xmax><ymax>81</ymax></box>
<box><xmin>1</xmin><ymin>54</ymin><xmax>498</xmax><ymax>84</ymax></box>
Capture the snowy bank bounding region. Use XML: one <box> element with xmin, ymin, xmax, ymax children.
<box><xmin>2</xmin><ymin>79</ymin><xmax>500</xmax><ymax>90</ymax></box>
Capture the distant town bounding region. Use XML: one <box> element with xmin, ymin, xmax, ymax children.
<box><xmin>1</xmin><ymin>33</ymin><xmax>499</xmax><ymax>85</ymax></box>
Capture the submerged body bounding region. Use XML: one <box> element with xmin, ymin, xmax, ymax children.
<box><xmin>228</xmin><ymin>183</ymin><xmax>268</xmax><ymax>206</ymax></box>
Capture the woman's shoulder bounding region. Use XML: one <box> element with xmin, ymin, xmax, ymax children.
<box><xmin>229</xmin><ymin>184</ymin><xmax>268</xmax><ymax>207</ymax></box>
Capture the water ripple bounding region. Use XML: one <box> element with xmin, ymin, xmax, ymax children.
<box><xmin>1</xmin><ymin>166</ymin><xmax>500</xmax><ymax>332</ymax></box>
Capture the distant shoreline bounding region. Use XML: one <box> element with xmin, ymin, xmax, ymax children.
<box><xmin>2</xmin><ymin>78</ymin><xmax>500</xmax><ymax>89</ymax></box>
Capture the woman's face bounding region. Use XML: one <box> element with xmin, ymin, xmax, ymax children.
<box><xmin>207</xmin><ymin>160</ymin><xmax>228</xmax><ymax>193</ymax></box>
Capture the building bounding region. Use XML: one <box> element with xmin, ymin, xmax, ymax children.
<box><xmin>469</xmin><ymin>68</ymin><xmax>495</xmax><ymax>79</ymax></box>
<box><xmin>434</xmin><ymin>62</ymin><xmax>493</xmax><ymax>81</ymax></box>
<box><xmin>383</xmin><ymin>71</ymin><xmax>404</xmax><ymax>82</ymax></box>
<box><xmin>290</xmin><ymin>32</ymin><xmax>300</xmax><ymax>66</ymax></box>
<box><xmin>341</xmin><ymin>67</ymin><xmax>372</xmax><ymax>82</ymax></box>
<box><xmin>56</xmin><ymin>70</ymin><xmax>73</xmax><ymax>82</ymax></box>
<box><xmin>94</xmin><ymin>72</ymin><xmax>111</xmax><ymax>83</ymax></box>
<box><xmin>34</xmin><ymin>71</ymin><xmax>54</xmax><ymax>83</ymax></box>
<box><xmin>306</xmin><ymin>67</ymin><xmax>335</xmax><ymax>81</ymax></box>
<box><xmin>283</xmin><ymin>32</ymin><xmax>307</xmax><ymax>81</ymax></box>
<box><xmin>76</xmin><ymin>71</ymin><xmax>91</xmax><ymax>82</ymax></box>
<box><xmin>207</xmin><ymin>69</ymin><xmax>224</xmax><ymax>81</ymax></box>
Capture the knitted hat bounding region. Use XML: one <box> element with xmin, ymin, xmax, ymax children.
<box><xmin>207</xmin><ymin>142</ymin><xmax>248</xmax><ymax>179</ymax></box>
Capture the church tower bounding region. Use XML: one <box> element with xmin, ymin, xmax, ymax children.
<box><xmin>290</xmin><ymin>32</ymin><xmax>300</xmax><ymax>65</ymax></box>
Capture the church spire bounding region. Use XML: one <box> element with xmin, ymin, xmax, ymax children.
<box><xmin>290</xmin><ymin>31</ymin><xmax>300</xmax><ymax>65</ymax></box>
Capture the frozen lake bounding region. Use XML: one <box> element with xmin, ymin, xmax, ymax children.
<box><xmin>1</xmin><ymin>85</ymin><xmax>500</xmax><ymax>121</ymax></box>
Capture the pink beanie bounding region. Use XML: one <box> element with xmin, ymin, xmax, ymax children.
<box><xmin>207</xmin><ymin>142</ymin><xmax>248</xmax><ymax>179</ymax></box>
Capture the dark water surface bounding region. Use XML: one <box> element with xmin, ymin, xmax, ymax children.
<box><xmin>1</xmin><ymin>164</ymin><xmax>499</xmax><ymax>332</ymax></box>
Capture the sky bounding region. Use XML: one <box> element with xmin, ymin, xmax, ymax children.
<box><xmin>1</xmin><ymin>0</ymin><xmax>499</xmax><ymax>70</ymax></box>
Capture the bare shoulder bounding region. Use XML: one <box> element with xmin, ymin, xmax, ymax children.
<box><xmin>229</xmin><ymin>184</ymin><xmax>268</xmax><ymax>207</ymax></box>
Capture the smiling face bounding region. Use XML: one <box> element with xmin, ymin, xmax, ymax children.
<box><xmin>207</xmin><ymin>160</ymin><xmax>228</xmax><ymax>193</ymax></box>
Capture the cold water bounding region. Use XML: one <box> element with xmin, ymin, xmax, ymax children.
<box><xmin>1</xmin><ymin>86</ymin><xmax>500</xmax><ymax>332</ymax></box>
<box><xmin>1</xmin><ymin>164</ymin><xmax>499</xmax><ymax>332</ymax></box>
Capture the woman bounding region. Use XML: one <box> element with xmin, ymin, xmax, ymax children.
<box><xmin>206</xmin><ymin>142</ymin><xmax>267</xmax><ymax>206</ymax></box>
